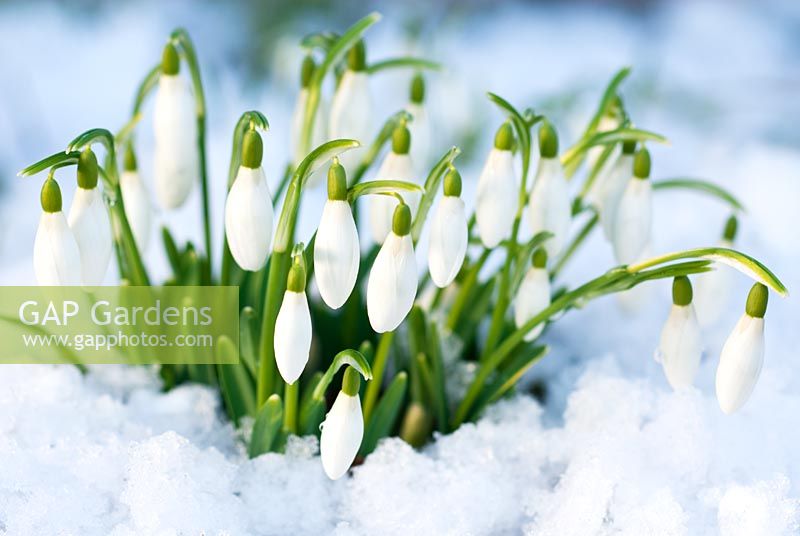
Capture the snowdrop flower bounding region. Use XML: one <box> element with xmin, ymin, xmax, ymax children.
<box><xmin>612</xmin><ymin>147</ymin><xmax>652</xmax><ymax>264</ymax></box>
<box><xmin>428</xmin><ymin>167</ymin><xmax>467</xmax><ymax>287</ymax></box>
<box><xmin>291</xmin><ymin>55</ymin><xmax>328</xmax><ymax>185</ymax></box>
<box><xmin>693</xmin><ymin>215</ymin><xmax>738</xmax><ymax>327</ymax></box>
<box><xmin>314</xmin><ymin>159</ymin><xmax>359</xmax><ymax>309</ymax></box>
<box><xmin>274</xmin><ymin>253</ymin><xmax>312</xmax><ymax>384</ymax></box>
<box><xmin>476</xmin><ymin>122</ymin><xmax>517</xmax><ymax>248</ymax></box>
<box><xmin>67</xmin><ymin>148</ymin><xmax>112</xmax><ymax>285</ymax></box>
<box><xmin>406</xmin><ymin>73</ymin><xmax>431</xmax><ymax>174</ymax></box>
<box><xmin>153</xmin><ymin>43</ymin><xmax>198</xmax><ymax>209</ymax></box>
<box><xmin>527</xmin><ymin>121</ymin><xmax>571</xmax><ymax>258</ymax></box>
<box><xmin>596</xmin><ymin>140</ymin><xmax>636</xmax><ymax>239</ymax></box>
<box><xmin>320</xmin><ymin>366</ymin><xmax>364</xmax><ymax>479</ymax></box>
<box><xmin>119</xmin><ymin>143</ymin><xmax>152</xmax><ymax>252</ymax></box>
<box><xmin>656</xmin><ymin>276</ymin><xmax>702</xmax><ymax>389</ymax></box>
<box><xmin>367</xmin><ymin>202</ymin><xmax>417</xmax><ymax>332</ymax></box>
<box><xmin>33</xmin><ymin>178</ymin><xmax>81</xmax><ymax>286</ymax></box>
<box><xmin>368</xmin><ymin>124</ymin><xmax>417</xmax><ymax>244</ymax></box>
<box><xmin>716</xmin><ymin>283</ymin><xmax>768</xmax><ymax>414</ymax></box>
<box><xmin>514</xmin><ymin>248</ymin><xmax>551</xmax><ymax>341</ymax></box>
<box><xmin>329</xmin><ymin>40</ymin><xmax>372</xmax><ymax>175</ymax></box>
<box><xmin>224</xmin><ymin>129</ymin><xmax>273</xmax><ymax>271</ymax></box>
<box><xmin>585</xmin><ymin>111</ymin><xmax>621</xmax><ymax>172</ymax></box>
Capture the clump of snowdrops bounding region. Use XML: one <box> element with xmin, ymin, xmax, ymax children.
<box><xmin>21</xmin><ymin>13</ymin><xmax>787</xmax><ymax>479</ymax></box>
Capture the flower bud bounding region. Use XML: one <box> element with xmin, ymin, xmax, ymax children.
<box><xmin>34</xmin><ymin>179</ymin><xmax>81</xmax><ymax>286</ymax></box>
<box><xmin>369</xmin><ymin>143</ymin><xmax>417</xmax><ymax>244</ymax></box>
<box><xmin>538</xmin><ymin>121</ymin><xmax>559</xmax><ymax>158</ymax></box>
<box><xmin>320</xmin><ymin>367</ymin><xmax>364</xmax><ymax>479</ymax></box>
<box><xmin>120</xmin><ymin>143</ymin><xmax>153</xmax><ymax>252</ymax></box>
<box><xmin>69</xmin><ymin>158</ymin><xmax>112</xmax><ymax>285</ymax></box>
<box><xmin>476</xmin><ymin>125</ymin><xmax>517</xmax><ymax>248</ymax></box>
<box><xmin>527</xmin><ymin>143</ymin><xmax>571</xmax><ymax>258</ymax></box>
<box><xmin>274</xmin><ymin>256</ymin><xmax>311</xmax><ymax>384</ymax></box>
<box><xmin>515</xmin><ymin>250</ymin><xmax>551</xmax><ymax>341</ymax></box>
<box><xmin>612</xmin><ymin>150</ymin><xmax>653</xmax><ymax>264</ymax></box>
<box><xmin>428</xmin><ymin>171</ymin><xmax>467</xmax><ymax>287</ymax></box>
<box><xmin>656</xmin><ymin>276</ymin><xmax>702</xmax><ymax>389</ymax></box>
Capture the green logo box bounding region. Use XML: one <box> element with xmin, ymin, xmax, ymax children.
<box><xmin>0</xmin><ymin>286</ymin><xmax>239</xmax><ymax>364</ymax></box>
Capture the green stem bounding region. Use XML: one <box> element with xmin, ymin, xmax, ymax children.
<box><xmin>551</xmin><ymin>211</ymin><xmax>599</xmax><ymax>279</ymax></box>
<box><xmin>283</xmin><ymin>381</ymin><xmax>299</xmax><ymax>434</ymax></box>
<box><xmin>446</xmin><ymin>248</ymin><xmax>491</xmax><ymax>331</ymax></box>
<box><xmin>363</xmin><ymin>331</ymin><xmax>394</xmax><ymax>423</ymax></box>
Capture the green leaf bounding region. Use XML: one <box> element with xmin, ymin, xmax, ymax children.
<box><xmin>239</xmin><ymin>306</ymin><xmax>259</xmax><ymax>377</ymax></box>
<box><xmin>131</xmin><ymin>63</ymin><xmax>161</xmax><ymax>116</ymax></box>
<box><xmin>66</xmin><ymin>128</ymin><xmax>115</xmax><ymax>154</ymax></box>
<box><xmin>18</xmin><ymin>151</ymin><xmax>81</xmax><ymax>178</ymax></box>
<box><xmin>652</xmin><ymin>178</ymin><xmax>745</xmax><ymax>212</ymax></box>
<box><xmin>360</xmin><ymin>372</ymin><xmax>408</xmax><ymax>456</ymax></box>
<box><xmin>249</xmin><ymin>394</ymin><xmax>284</xmax><ymax>457</ymax></box>
<box><xmin>366</xmin><ymin>57</ymin><xmax>441</xmax><ymax>74</ymax></box>
<box><xmin>161</xmin><ymin>227</ymin><xmax>182</xmax><ymax>279</ymax></box>
<box><xmin>411</xmin><ymin>146</ymin><xmax>461</xmax><ymax>242</ymax></box>
<box><xmin>311</xmin><ymin>349</ymin><xmax>373</xmax><ymax>401</ymax></box>
<box><xmin>426</xmin><ymin>321</ymin><xmax>449</xmax><ymax>433</ymax></box>
<box><xmin>585</xmin><ymin>67</ymin><xmax>631</xmax><ymax>136</ymax></box>
<box><xmin>347</xmin><ymin>180</ymin><xmax>424</xmax><ymax>202</ymax></box>
<box><xmin>300</xmin><ymin>31</ymin><xmax>340</xmax><ymax>51</ymax></box>
<box><xmin>217</xmin><ymin>336</ymin><xmax>256</xmax><ymax>425</ymax></box>
<box><xmin>561</xmin><ymin>127</ymin><xmax>667</xmax><ymax>169</ymax></box>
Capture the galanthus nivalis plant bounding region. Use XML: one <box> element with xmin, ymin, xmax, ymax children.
<box><xmin>19</xmin><ymin>14</ymin><xmax>787</xmax><ymax>481</ymax></box>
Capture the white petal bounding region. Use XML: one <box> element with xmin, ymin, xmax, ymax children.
<box><xmin>367</xmin><ymin>232</ymin><xmax>417</xmax><ymax>333</ymax></box>
<box><xmin>274</xmin><ymin>290</ymin><xmax>312</xmax><ymax>384</ymax></box>
<box><xmin>34</xmin><ymin>212</ymin><xmax>82</xmax><ymax>286</ymax></box>
<box><xmin>314</xmin><ymin>200</ymin><xmax>360</xmax><ymax>309</ymax></box>
<box><xmin>612</xmin><ymin>178</ymin><xmax>652</xmax><ymax>264</ymax></box>
<box><xmin>476</xmin><ymin>148</ymin><xmax>517</xmax><ymax>248</ymax></box>
<box><xmin>154</xmin><ymin>74</ymin><xmax>198</xmax><ymax>209</ymax></box>
<box><xmin>657</xmin><ymin>304</ymin><xmax>702</xmax><ymax>389</ymax></box>
<box><xmin>716</xmin><ymin>314</ymin><xmax>765</xmax><ymax>414</ymax></box>
<box><xmin>406</xmin><ymin>102</ymin><xmax>431</xmax><ymax>174</ymax></box>
<box><xmin>527</xmin><ymin>157</ymin><xmax>572</xmax><ymax>258</ymax></box>
<box><xmin>598</xmin><ymin>153</ymin><xmax>634</xmax><ymax>239</ymax></box>
<box><xmin>320</xmin><ymin>392</ymin><xmax>363</xmax><ymax>480</ymax></box>
<box><xmin>120</xmin><ymin>170</ymin><xmax>152</xmax><ymax>252</ymax></box>
<box><xmin>329</xmin><ymin>71</ymin><xmax>372</xmax><ymax>175</ymax></box>
<box><xmin>693</xmin><ymin>240</ymin><xmax>735</xmax><ymax>327</ymax></box>
<box><xmin>514</xmin><ymin>267</ymin><xmax>551</xmax><ymax>341</ymax></box>
<box><xmin>68</xmin><ymin>187</ymin><xmax>112</xmax><ymax>285</ymax></box>
<box><xmin>369</xmin><ymin>152</ymin><xmax>418</xmax><ymax>244</ymax></box>
<box><xmin>428</xmin><ymin>196</ymin><xmax>467</xmax><ymax>287</ymax></box>
<box><xmin>225</xmin><ymin>166</ymin><xmax>273</xmax><ymax>271</ymax></box>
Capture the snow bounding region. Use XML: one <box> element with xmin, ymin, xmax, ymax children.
<box><xmin>1</xmin><ymin>0</ymin><xmax>799</xmax><ymax>534</ymax></box>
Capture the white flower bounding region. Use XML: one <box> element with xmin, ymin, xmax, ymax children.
<box><xmin>329</xmin><ymin>69</ymin><xmax>372</xmax><ymax>175</ymax></box>
<box><xmin>320</xmin><ymin>368</ymin><xmax>364</xmax><ymax>480</ymax></box>
<box><xmin>514</xmin><ymin>258</ymin><xmax>551</xmax><ymax>341</ymax></box>
<box><xmin>527</xmin><ymin>157</ymin><xmax>571</xmax><ymax>258</ymax></box>
<box><xmin>428</xmin><ymin>194</ymin><xmax>467</xmax><ymax>288</ymax></box>
<box><xmin>153</xmin><ymin>45</ymin><xmax>198</xmax><ymax>209</ymax></box>
<box><xmin>367</xmin><ymin>205</ymin><xmax>417</xmax><ymax>333</ymax></box>
<box><xmin>224</xmin><ymin>130</ymin><xmax>273</xmax><ymax>271</ymax></box>
<box><xmin>369</xmin><ymin>146</ymin><xmax>417</xmax><ymax>244</ymax></box>
<box><xmin>34</xmin><ymin>180</ymin><xmax>81</xmax><ymax>286</ymax></box>
<box><xmin>274</xmin><ymin>290</ymin><xmax>312</xmax><ymax>384</ymax></box>
<box><xmin>476</xmin><ymin>126</ymin><xmax>517</xmax><ymax>248</ymax></box>
<box><xmin>612</xmin><ymin>149</ymin><xmax>652</xmax><ymax>264</ymax></box>
<box><xmin>315</xmin><ymin>200</ymin><xmax>360</xmax><ymax>309</ymax></box>
<box><xmin>656</xmin><ymin>277</ymin><xmax>702</xmax><ymax>389</ymax></box>
<box><xmin>594</xmin><ymin>146</ymin><xmax>635</xmax><ymax>239</ymax></box>
<box><xmin>68</xmin><ymin>187</ymin><xmax>112</xmax><ymax>285</ymax></box>
<box><xmin>715</xmin><ymin>284</ymin><xmax>768</xmax><ymax>414</ymax></box>
<box><xmin>119</xmin><ymin>169</ymin><xmax>152</xmax><ymax>252</ymax></box>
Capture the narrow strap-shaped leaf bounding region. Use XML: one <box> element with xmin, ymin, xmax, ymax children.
<box><xmin>239</xmin><ymin>306</ymin><xmax>259</xmax><ymax>377</ymax></box>
<box><xmin>249</xmin><ymin>394</ymin><xmax>284</xmax><ymax>457</ymax></box>
<box><xmin>217</xmin><ymin>337</ymin><xmax>256</xmax><ymax>425</ymax></box>
<box><xmin>311</xmin><ymin>349</ymin><xmax>373</xmax><ymax>401</ymax></box>
<box><xmin>161</xmin><ymin>227</ymin><xmax>182</xmax><ymax>279</ymax></box>
<box><xmin>652</xmin><ymin>178</ymin><xmax>745</xmax><ymax>212</ymax></box>
<box><xmin>359</xmin><ymin>372</ymin><xmax>408</xmax><ymax>456</ymax></box>
<box><xmin>347</xmin><ymin>180</ymin><xmax>424</xmax><ymax>202</ymax></box>
<box><xmin>426</xmin><ymin>321</ymin><xmax>450</xmax><ymax>433</ymax></box>
<box><xmin>18</xmin><ymin>151</ymin><xmax>80</xmax><ymax>177</ymax></box>
<box><xmin>366</xmin><ymin>57</ymin><xmax>441</xmax><ymax>74</ymax></box>
<box><xmin>561</xmin><ymin>126</ymin><xmax>667</xmax><ymax>169</ymax></box>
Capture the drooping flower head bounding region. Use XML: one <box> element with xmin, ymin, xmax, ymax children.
<box><xmin>612</xmin><ymin>147</ymin><xmax>652</xmax><ymax>264</ymax></box>
<box><xmin>329</xmin><ymin>39</ymin><xmax>372</xmax><ymax>174</ymax></box>
<box><xmin>34</xmin><ymin>177</ymin><xmax>81</xmax><ymax>286</ymax></box>
<box><xmin>274</xmin><ymin>250</ymin><xmax>312</xmax><ymax>384</ymax></box>
<box><xmin>119</xmin><ymin>142</ymin><xmax>153</xmax><ymax>252</ymax></box>
<box><xmin>428</xmin><ymin>167</ymin><xmax>468</xmax><ymax>288</ymax></box>
<box><xmin>407</xmin><ymin>72</ymin><xmax>431</xmax><ymax>174</ymax></box>
<box><xmin>514</xmin><ymin>248</ymin><xmax>551</xmax><ymax>341</ymax></box>
<box><xmin>476</xmin><ymin>122</ymin><xmax>517</xmax><ymax>248</ymax></box>
<box><xmin>224</xmin><ymin>128</ymin><xmax>273</xmax><ymax>271</ymax></box>
<box><xmin>597</xmin><ymin>140</ymin><xmax>637</xmax><ymax>239</ymax></box>
<box><xmin>367</xmin><ymin>201</ymin><xmax>418</xmax><ymax>332</ymax></box>
<box><xmin>320</xmin><ymin>366</ymin><xmax>364</xmax><ymax>480</ymax></box>
<box><xmin>656</xmin><ymin>276</ymin><xmax>703</xmax><ymax>389</ymax></box>
<box><xmin>68</xmin><ymin>148</ymin><xmax>112</xmax><ymax>285</ymax></box>
<box><xmin>315</xmin><ymin>159</ymin><xmax>360</xmax><ymax>309</ymax></box>
<box><xmin>369</xmin><ymin>123</ymin><xmax>416</xmax><ymax>244</ymax></box>
<box><xmin>716</xmin><ymin>283</ymin><xmax>768</xmax><ymax>414</ymax></box>
<box><xmin>527</xmin><ymin>121</ymin><xmax>571</xmax><ymax>258</ymax></box>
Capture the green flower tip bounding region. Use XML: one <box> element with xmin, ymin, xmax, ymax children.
<box><xmin>443</xmin><ymin>167</ymin><xmax>462</xmax><ymax>197</ymax></box>
<box><xmin>392</xmin><ymin>124</ymin><xmax>411</xmax><ymax>155</ymax></box>
<box><xmin>410</xmin><ymin>73</ymin><xmax>425</xmax><ymax>104</ymax></box>
<box><xmin>633</xmin><ymin>147</ymin><xmax>651</xmax><ymax>179</ymax></box>
<box><xmin>494</xmin><ymin>122</ymin><xmax>515</xmax><ymax>151</ymax></box>
<box><xmin>672</xmin><ymin>276</ymin><xmax>693</xmax><ymax>306</ymax></box>
<box><xmin>392</xmin><ymin>202</ymin><xmax>412</xmax><ymax>236</ymax></box>
<box><xmin>40</xmin><ymin>178</ymin><xmax>62</xmax><ymax>213</ymax></box>
<box><xmin>347</xmin><ymin>39</ymin><xmax>367</xmax><ymax>72</ymax></box>
<box><xmin>745</xmin><ymin>282</ymin><xmax>768</xmax><ymax>318</ymax></box>
<box><xmin>123</xmin><ymin>142</ymin><xmax>137</xmax><ymax>172</ymax></box>
<box><xmin>286</xmin><ymin>256</ymin><xmax>307</xmax><ymax>293</ymax></box>
<box><xmin>538</xmin><ymin>121</ymin><xmax>559</xmax><ymax>158</ymax></box>
<box><xmin>161</xmin><ymin>42</ymin><xmax>180</xmax><ymax>75</ymax></box>
<box><xmin>622</xmin><ymin>140</ymin><xmax>637</xmax><ymax>155</ymax></box>
<box><xmin>342</xmin><ymin>366</ymin><xmax>361</xmax><ymax>396</ymax></box>
<box><xmin>241</xmin><ymin>129</ymin><xmax>263</xmax><ymax>169</ymax></box>
<box><xmin>300</xmin><ymin>55</ymin><xmax>316</xmax><ymax>89</ymax></box>
<box><xmin>532</xmin><ymin>248</ymin><xmax>548</xmax><ymax>269</ymax></box>
<box><xmin>723</xmin><ymin>215</ymin><xmax>738</xmax><ymax>242</ymax></box>
<box><xmin>327</xmin><ymin>158</ymin><xmax>348</xmax><ymax>201</ymax></box>
<box><xmin>77</xmin><ymin>148</ymin><xmax>99</xmax><ymax>189</ymax></box>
